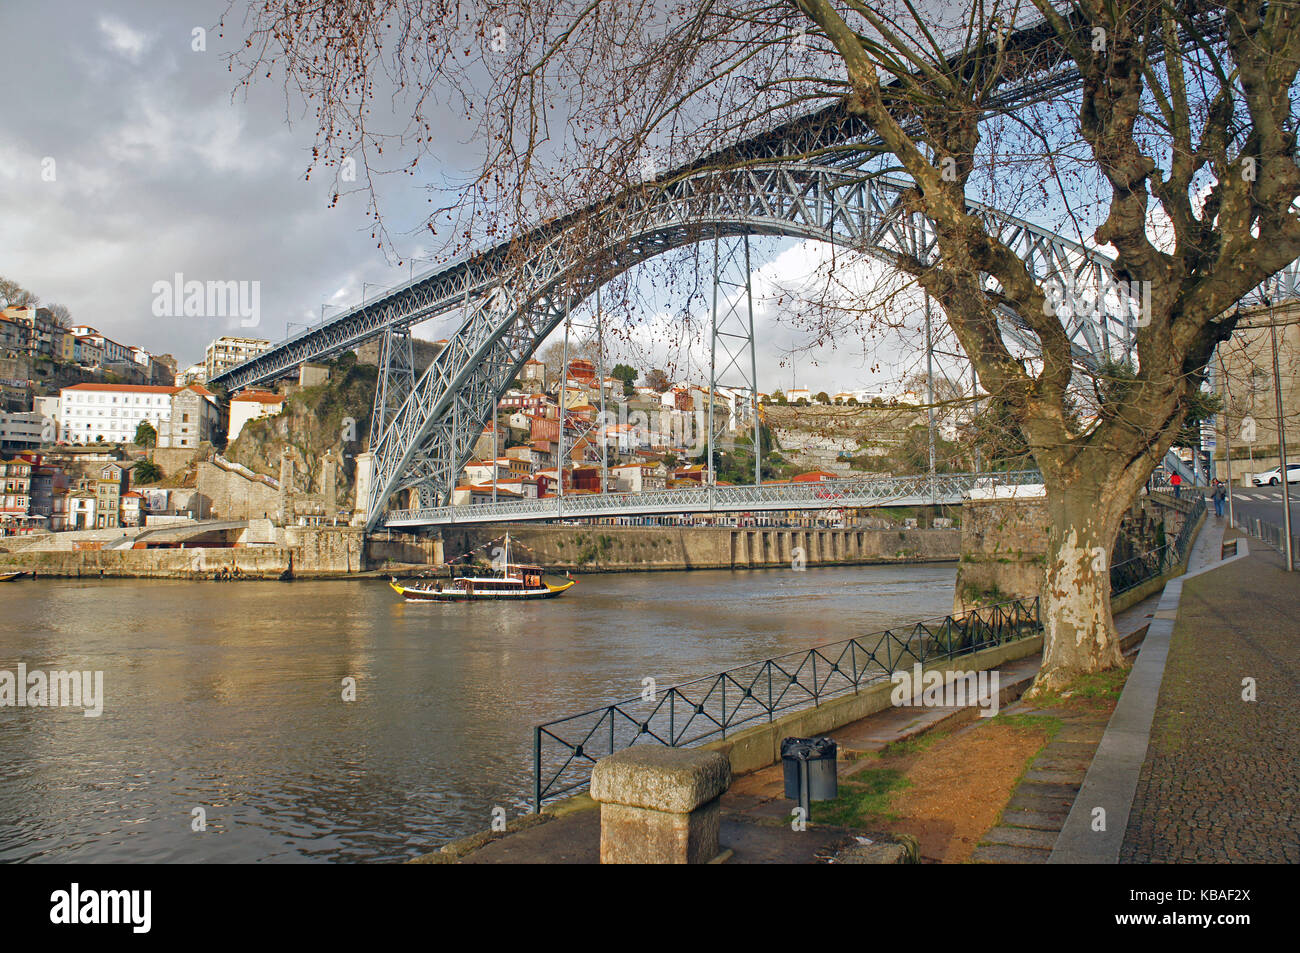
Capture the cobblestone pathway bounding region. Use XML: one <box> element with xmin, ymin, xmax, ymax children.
<box><xmin>1121</xmin><ymin>542</ymin><xmax>1300</xmax><ymax>863</ymax></box>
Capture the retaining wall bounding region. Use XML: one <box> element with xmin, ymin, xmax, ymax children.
<box><xmin>441</xmin><ymin>524</ymin><xmax>959</xmax><ymax>572</ymax></box>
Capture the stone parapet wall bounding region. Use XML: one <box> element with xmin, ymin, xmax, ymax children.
<box><xmin>955</xmin><ymin>492</ymin><xmax>1196</xmax><ymax>614</ymax></box>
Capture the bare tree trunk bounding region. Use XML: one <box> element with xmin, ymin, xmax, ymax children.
<box><xmin>1032</xmin><ymin>481</ymin><xmax>1127</xmax><ymax>695</ymax></box>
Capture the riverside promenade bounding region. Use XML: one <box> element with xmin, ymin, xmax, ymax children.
<box><xmin>1119</xmin><ymin>528</ymin><xmax>1300</xmax><ymax>862</ymax></box>
<box><xmin>412</xmin><ymin>500</ymin><xmax>1297</xmax><ymax>865</ymax></box>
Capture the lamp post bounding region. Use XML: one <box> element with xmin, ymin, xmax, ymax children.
<box><xmin>1218</xmin><ymin>352</ymin><xmax>1235</xmax><ymax>526</ymax></box>
<box><xmin>409</xmin><ymin>256</ymin><xmax>435</xmax><ymax>281</ymax></box>
<box><xmin>1265</xmin><ymin>286</ymin><xmax>1294</xmax><ymax>571</ymax></box>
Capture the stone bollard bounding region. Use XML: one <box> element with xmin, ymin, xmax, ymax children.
<box><xmin>589</xmin><ymin>747</ymin><xmax>732</xmax><ymax>864</ymax></box>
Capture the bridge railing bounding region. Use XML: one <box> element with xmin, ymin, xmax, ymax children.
<box><xmin>531</xmin><ymin>596</ymin><xmax>1041</xmax><ymax>811</ymax></box>
<box><xmin>383</xmin><ymin>469</ymin><xmax>1044</xmax><ymax>526</ymax></box>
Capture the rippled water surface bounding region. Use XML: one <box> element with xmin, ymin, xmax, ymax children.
<box><xmin>0</xmin><ymin>564</ymin><xmax>956</xmax><ymax>862</ymax></box>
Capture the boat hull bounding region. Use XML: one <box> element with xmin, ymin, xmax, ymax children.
<box><xmin>389</xmin><ymin>579</ymin><xmax>575</xmax><ymax>602</ymax></box>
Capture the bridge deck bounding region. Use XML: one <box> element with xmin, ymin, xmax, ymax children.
<box><xmin>381</xmin><ymin>470</ymin><xmax>1042</xmax><ymax>527</ymax></box>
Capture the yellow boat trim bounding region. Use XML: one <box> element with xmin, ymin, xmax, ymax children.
<box><xmin>545</xmin><ymin>579</ymin><xmax>577</xmax><ymax>594</ymax></box>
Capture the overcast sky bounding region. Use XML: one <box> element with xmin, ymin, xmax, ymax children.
<box><xmin>1</xmin><ymin>1</ymin><xmax>955</xmax><ymax>394</ymax></box>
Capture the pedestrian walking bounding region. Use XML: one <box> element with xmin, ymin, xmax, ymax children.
<box><xmin>1212</xmin><ymin>479</ymin><xmax>1227</xmax><ymax>518</ymax></box>
<box><xmin>1171</xmin><ymin>471</ymin><xmax>1182</xmax><ymax>499</ymax></box>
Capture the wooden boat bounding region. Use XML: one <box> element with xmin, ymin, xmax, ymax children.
<box><xmin>0</xmin><ymin>570</ymin><xmax>27</xmax><ymax>582</ymax></box>
<box><xmin>389</xmin><ymin>534</ymin><xmax>575</xmax><ymax>602</ymax></box>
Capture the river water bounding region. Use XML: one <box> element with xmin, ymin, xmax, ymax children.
<box><xmin>0</xmin><ymin>563</ymin><xmax>956</xmax><ymax>863</ymax></box>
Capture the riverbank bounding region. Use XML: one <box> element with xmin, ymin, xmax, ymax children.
<box><xmin>412</xmin><ymin>498</ymin><xmax>1212</xmax><ymax>863</ymax></box>
<box><xmin>0</xmin><ymin>523</ymin><xmax>438</xmax><ymax>579</ymax></box>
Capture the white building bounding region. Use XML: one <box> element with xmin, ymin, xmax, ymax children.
<box><xmin>176</xmin><ymin>362</ymin><xmax>207</xmax><ymax>386</ymax></box>
<box><xmin>0</xmin><ymin>411</ymin><xmax>44</xmax><ymax>452</ymax></box>
<box><xmin>205</xmin><ymin>336</ymin><xmax>272</xmax><ymax>380</ymax></box>
<box><xmin>229</xmin><ymin>390</ymin><xmax>287</xmax><ymax>440</ymax></box>
<box><xmin>32</xmin><ymin>395</ymin><xmax>60</xmax><ymax>440</ymax></box>
<box><xmin>58</xmin><ymin>382</ymin><xmax>220</xmax><ymax>447</ymax></box>
<box><xmin>70</xmin><ymin>326</ymin><xmax>133</xmax><ymax>365</ymax></box>
<box><xmin>610</xmin><ymin>461</ymin><xmax>668</xmax><ymax>493</ymax></box>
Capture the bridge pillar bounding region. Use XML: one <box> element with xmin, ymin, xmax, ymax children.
<box><xmin>278</xmin><ymin>451</ymin><xmax>295</xmax><ymax>526</ymax></box>
<box><xmin>352</xmin><ymin>452</ymin><xmax>374</xmax><ymax>527</ymax></box>
<box><xmin>321</xmin><ymin>449</ymin><xmax>337</xmax><ymax>521</ymax></box>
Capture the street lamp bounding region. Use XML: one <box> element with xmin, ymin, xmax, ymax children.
<box><xmin>409</xmin><ymin>256</ymin><xmax>436</xmax><ymax>281</ymax></box>
<box><xmin>1263</xmin><ymin>282</ymin><xmax>1294</xmax><ymax>571</ymax></box>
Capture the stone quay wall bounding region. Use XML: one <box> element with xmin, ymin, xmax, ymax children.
<box><xmin>0</xmin><ymin>546</ymin><xmax>294</xmax><ymax>579</ymax></box>
<box><xmin>0</xmin><ymin>526</ymin><xmax>439</xmax><ymax>578</ymax></box>
<box><xmin>441</xmin><ymin>524</ymin><xmax>959</xmax><ymax>572</ymax></box>
<box><xmin>954</xmin><ymin>491</ymin><xmax>1199</xmax><ymax>614</ymax></box>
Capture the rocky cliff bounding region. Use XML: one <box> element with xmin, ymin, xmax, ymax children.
<box><xmin>226</xmin><ymin>355</ymin><xmax>376</xmax><ymax>510</ymax></box>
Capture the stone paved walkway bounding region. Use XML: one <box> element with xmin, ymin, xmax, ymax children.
<box><xmin>1120</xmin><ymin>530</ymin><xmax>1300</xmax><ymax>863</ymax></box>
<box><xmin>972</xmin><ymin>706</ymin><xmax>1112</xmax><ymax>863</ymax></box>
<box><xmin>971</xmin><ymin>594</ymin><xmax>1157</xmax><ymax>864</ymax></box>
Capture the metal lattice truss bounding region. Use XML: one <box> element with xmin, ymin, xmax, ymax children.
<box><xmin>382</xmin><ymin>469</ymin><xmax>1043</xmax><ymax>527</ymax></box>
<box><xmin>709</xmin><ymin>235</ymin><xmax>761</xmax><ymax>485</ymax></box>
<box><xmin>209</xmin><ymin>21</ymin><xmax>1114</xmax><ymax>400</ymax></box>
<box><xmin>360</xmin><ymin>165</ymin><xmax>1139</xmax><ymax>529</ymax></box>
<box><xmin>202</xmin><ymin>10</ymin><xmax>1298</xmax><ymax>529</ymax></box>
<box><xmin>370</xmin><ymin>327</ymin><xmax>415</xmax><ymax>451</ymax></box>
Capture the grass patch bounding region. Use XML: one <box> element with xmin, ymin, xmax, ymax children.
<box><xmin>1030</xmin><ymin>665</ymin><xmax>1131</xmax><ymax>709</ymax></box>
<box><xmin>877</xmin><ymin>727</ymin><xmax>954</xmax><ymax>759</ymax></box>
<box><xmin>809</xmin><ymin>767</ymin><xmax>911</xmax><ymax>826</ymax></box>
<box><xmin>988</xmin><ymin>712</ymin><xmax>1063</xmax><ymax>740</ymax></box>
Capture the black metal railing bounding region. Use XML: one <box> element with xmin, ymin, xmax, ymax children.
<box><xmin>532</xmin><ymin>596</ymin><xmax>1041</xmax><ymax>811</ymax></box>
<box><xmin>1232</xmin><ymin>512</ymin><xmax>1299</xmax><ymax>560</ymax></box>
<box><xmin>1111</xmin><ymin>495</ymin><xmax>1205</xmax><ymax>596</ymax></box>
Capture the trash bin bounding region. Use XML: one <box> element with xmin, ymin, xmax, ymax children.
<box><xmin>781</xmin><ymin>736</ymin><xmax>838</xmax><ymax>803</ymax></box>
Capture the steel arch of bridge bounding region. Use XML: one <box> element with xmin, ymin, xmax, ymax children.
<box><xmin>360</xmin><ymin>164</ymin><xmax>1152</xmax><ymax>530</ymax></box>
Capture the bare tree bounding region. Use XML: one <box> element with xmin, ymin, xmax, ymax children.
<box><xmin>232</xmin><ymin>1</ymin><xmax>1300</xmax><ymax>692</ymax></box>
<box><xmin>46</xmin><ymin>303</ymin><xmax>73</xmax><ymax>329</ymax></box>
<box><xmin>0</xmin><ymin>277</ymin><xmax>38</xmax><ymax>309</ymax></box>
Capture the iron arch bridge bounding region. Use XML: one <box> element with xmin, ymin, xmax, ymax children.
<box><xmin>359</xmin><ymin>164</ymin><xmax>1143</xmax><ymax>531</ymax></box>
<box><xmin>207</xmin><ymin>15</ymin><xmax>1300</xmax><ymax>532</ymax></box>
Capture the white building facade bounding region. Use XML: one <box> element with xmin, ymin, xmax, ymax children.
<box><xmin>58</xmin><ymin>383</ymin><xmax>220</xmax><ymax>447</ymax></box>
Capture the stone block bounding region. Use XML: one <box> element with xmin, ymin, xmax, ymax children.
<box><xmin>590</xmin><ymin>747</ymin><xmax>731</xmax><ymax>864</ymax></box>
<box><xmin>597</xmin><ymin>800</ymin><xmax>722</xmax><ymax>864</ymax></box>
<box><xmin>590</xmin><ymin>747</ymin><xmax>731</xmax><ymax>813</ymax></box>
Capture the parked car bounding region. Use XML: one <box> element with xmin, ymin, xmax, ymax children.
<box><xmin>1252</xmin><ymin>463</ymin><xmax>1300</xmax><ymax>486</ymax></box>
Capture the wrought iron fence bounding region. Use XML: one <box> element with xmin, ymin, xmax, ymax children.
<box><xmin>1111</xmin><ymin>496</ymin><xmax>1205</xmax><ymax>596</ymax></box>
<box><xmin>532</xmin><ymin>596</ymin><xmax>1041</xmax><ymax>811</ymax></box>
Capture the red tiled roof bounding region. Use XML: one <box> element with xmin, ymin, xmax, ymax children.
<box><xmin>62</xmin><ymin>383</ymin><xmax>179</xmax><ymax>395</ymax></box>
<box><xmin>231</xmin><ymin>390</ymin><xmax>285</xmax><ymax>403</ymax></box>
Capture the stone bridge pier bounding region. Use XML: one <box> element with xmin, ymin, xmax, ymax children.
<box><xmin>954</xmin><ymin>487</ymin><xmax>1199</xmax><ymax>615</ymax></box>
